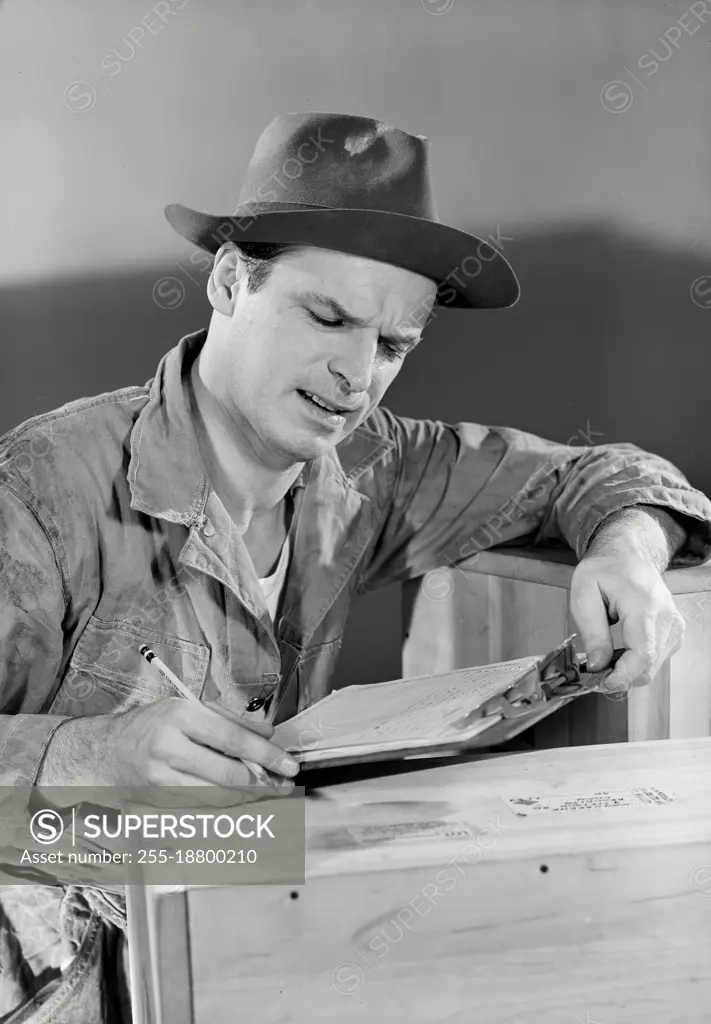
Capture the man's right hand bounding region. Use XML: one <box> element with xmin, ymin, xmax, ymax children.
<box><xmin>36</xmin><ymin>698</ymin><xmax>299</xmax><ymax>806</ymax></box>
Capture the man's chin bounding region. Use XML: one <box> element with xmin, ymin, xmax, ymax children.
<box><xmin>268</xmin><ymin>414</ymin><xmax>358</xmax><ymax>462</ymax></box>
<box><xmin>282</xmin><ymin>434</ymin><xmax>342</xmax><ymax>462</ymax></box>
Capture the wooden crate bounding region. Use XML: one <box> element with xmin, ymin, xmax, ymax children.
<box><xmin>128</xmin><ymin>737</ymin><xmax>711</xmax><ymax>1023</ymax></box>
<box><xmin>403</xmin><ymin>549</ymin><xmax>711</xmax><ymax>744</ymax></box>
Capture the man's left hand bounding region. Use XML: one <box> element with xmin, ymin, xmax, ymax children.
<box><xmin>570</xmin><ymin>553</ymin><xmax>685</xmax><ymax>692</ymax></box>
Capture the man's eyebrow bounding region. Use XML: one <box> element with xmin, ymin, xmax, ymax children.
<box><xmin>298</xmin><ymin>291</ymin><xmax>425</xmax><ymax>344</ymax></box>
<box><xmin>300</xmin><ymin>291</ymin><xmax>367</xmax><ymax>326</ymax></box>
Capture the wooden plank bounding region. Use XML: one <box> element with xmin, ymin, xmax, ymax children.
<box><xmin>404</xmin><ymin>572</ymin><xmax>571</xmax><ymax>675</ymax></box>
<box><xmin>127</xmin><ymin>884</ymin><xmax>193</xmax><ymax>1024</ymax></box>
<box><xmin>497</xmin><ymin>577</ymin><xmax>569</xmax><ymax>661</ymax></box>
<box><xmin>481</xmin><ymin>574</ymin><xmax>503</xmax><ymax>664</ymax></box>
<box><xmin>458</xmin><ymin>548</ymin><xmax>578</xmax><ymax>589</ymax></box>
<box><xmin>302</xmin><ymin>737</ymin><xmax>711</xmax><ymax>877</ymax></box>
<box><xmin>662</xmin><ymin>563</ymin><xmax>711</xmax><ymax>596</ymax></box>
<box><xmin>147</xmin><ymin>739</ymin><xmax>711</xmax><ymax>1024</ymax></box>
<box><xmin>627</xmin><ymin>660</ymin><xmax>671</xmax><ymax>742</ymax></box>
<box><xmin>669</xmin><ymin>592</ymin><xmax>711</xmax><ymax>737</ymax></box>
<box><xmin>150</xmin><ymin>888</ymin><xmax>193</xmax><ymax>1024</ymax></box>
<box><xmin>456</xmin><ymin>548</ymin><xmax>711</xmax><ymax>596</ymax></box>
<box><xmin>188</xmin><ymin>845</ymin><xmax>711</xmax><ymax>1024</ymax></box>
<box><xmin>401</xmin><ymin>567</ymin><xmax>461</xmax><ymax>676</ymax></box>
<box><xmin>126</xmin><ymin>884</ymin><xmax>155</xmax><ymax>1024</ymax></box>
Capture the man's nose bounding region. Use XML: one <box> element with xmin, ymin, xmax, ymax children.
<box><xmin>328</xmin><ymin>336</ymin><xmax>376</xmax><ymax>401</ymax></box>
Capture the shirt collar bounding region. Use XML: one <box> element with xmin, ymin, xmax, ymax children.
<box><xmin>128</xmin><ymin>329</ymin><xmax>394</xmax><ymax>525</ymax></box>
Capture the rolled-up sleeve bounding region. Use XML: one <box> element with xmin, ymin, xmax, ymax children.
<box><xmin>358</xmin><ymin>408</ymin><xmax>711</xmax><ymax>592</ymax></box>
<box><xmin>0</xmin><ymin>485</ymin><xmax>70</xmax><ymax>784</ymax></box>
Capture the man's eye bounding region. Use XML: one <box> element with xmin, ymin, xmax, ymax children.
<box><xmin>378</xmin><ymin>339</ymin><xmax>410</xmax><ymax>361</ymax></box>
<box><xmin>307</xmin><ymin>310</ymin><xmax>343</xmax><ymax>328</ymax></box>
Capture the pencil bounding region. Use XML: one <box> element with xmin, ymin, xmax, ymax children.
<box><xmin>139</xmin><ymin>645</ymin><xmax>274</xmax><ymax>786</ymax></box>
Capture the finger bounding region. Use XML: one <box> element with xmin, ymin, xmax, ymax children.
<box><xmin>158</xmin><ymin>731</ymin><xmax>252</xmax><ymax>786</ymax></box>
<box><xmin>176</xmin><ymin>722</ymin><xmax>298</xmax><ymax>782</ymax></box>
<box><xmin>570</xmin><ymin>577</ymin><xmax>614</xmax><ymax>670</ymax></box>
<box><xmin>603</xmin><ymin>625</ymin><xmax>656</xmax><ymax>692</ymax></box>
<box><xmin>657</xmin><ymin>612</ymin><xmax>685</xmax><ymax>659</ymax></box>
<box><xmin>601</xmin><ymin>655</ymin><xmax>641</xmax><ymax>694</ymax></box>
<box><xmin>167</xmin><ymin>759</ymin><xmax>295</xmax><ymax>791</ymax></box>
<box><xmin>204</xmin><ymin>701</ymin><xmax>275</xmax><ymax>738</ymax></box>
<box><xmin>158</xmin><ymin>766</ymin><xmax>295</xmax><ymax>804</ymax></box>
<box><xmin>186</xmin><ymin>705</ymin><xmax>298</xmax><ymax>776</ymax></box>
<box><xmin>623</xmin><ymin>611</ymin><xmax>684</xmax><ymax>680</ymax></box>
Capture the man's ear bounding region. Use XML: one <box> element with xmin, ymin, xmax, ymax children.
<box><xmin>207</xmin><ymin>243</ymin><xmax>246</xmax><ymax>315</ymax></box>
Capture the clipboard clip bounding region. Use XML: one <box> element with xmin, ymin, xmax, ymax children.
<box><xmin>483</xmin><ymin>634</ymin><xmax>625</xmax><ymax>720</ymax></box>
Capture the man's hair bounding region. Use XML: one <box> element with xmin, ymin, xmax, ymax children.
<box><xmin>235</xmin><ymin>242</ymin><xmax>302</xmax><ymax>293</ymax></box>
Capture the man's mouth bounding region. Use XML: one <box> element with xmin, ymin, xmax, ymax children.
<box><xmin>297</xmin><ymin>389</ymin><xmax>351</xmax><ymax>417</ymax></box>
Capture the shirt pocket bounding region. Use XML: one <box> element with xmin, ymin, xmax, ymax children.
<box><xmin>49</xmin><ymin>616</ymin><xmax>210</xmax><ymax>717</ymax></box>
<box><xmin>295</xmin><ymin>634</ymin><xmax>344</xmax><ymax>713</ymax></box>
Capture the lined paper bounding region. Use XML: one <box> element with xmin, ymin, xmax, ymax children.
<box><xmin>274</xmin><ymin>656</ymin><xmax>540</xmax><ymax>761</ymax></box>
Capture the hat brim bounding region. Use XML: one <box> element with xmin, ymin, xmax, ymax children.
<box><xmin>164</xmin><ymin>203</ymin><xmax>520</xmax><ymax>310</ymax></box>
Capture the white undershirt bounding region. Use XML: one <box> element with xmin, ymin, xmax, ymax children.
<box><xmin>257</xmin><ymin>532</ymin><xmax>291</xmax><ymax>623</ymax></box>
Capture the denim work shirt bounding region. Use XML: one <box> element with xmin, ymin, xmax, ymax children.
<box><xmin>1</xmin><ymin>329</ymin><xmax>711</xmax><ymax>1019</ymax></box>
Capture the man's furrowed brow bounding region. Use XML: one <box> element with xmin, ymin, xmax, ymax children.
<box><xmin>299</xmin><ymin>291</ymin><xmax>367</xmax><ymax>326</ymax></box>
<box><xmin>299</xmin><ymin>289</ymin><xmax>425</xmax><ymax>344</ymax></box>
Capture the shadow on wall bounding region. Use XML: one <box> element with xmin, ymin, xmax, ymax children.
<box><xmin>2</xmin><ymin>223</ymin><xmax>710</xmax><ymax>685</ymax></box>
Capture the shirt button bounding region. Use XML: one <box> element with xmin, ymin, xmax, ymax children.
<box><xmin>245</xmin><ymin>697</ymin><xmax>265</xmax><ymax>712</ymax></box>
<box><xmin>202</xmin><ymin>521</ymin><xmax>215</xmax><ymax>537</ymax></box>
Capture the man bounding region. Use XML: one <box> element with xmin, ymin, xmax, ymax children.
<box><xmin>0</xmin><ymin>112</ymin><xmax>709</xmax><ymax>1020</ymax></box>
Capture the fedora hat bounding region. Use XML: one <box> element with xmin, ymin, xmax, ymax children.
<box><xmin>165</xmin><ymin>112</ymin><xmax>519</xmax><ymax>309</ymax></box>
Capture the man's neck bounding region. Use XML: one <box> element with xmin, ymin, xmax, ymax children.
<box><xmin>189</xmin><ymin>357</ymin><xmax>303</xmax><ymax>532</ymax></box>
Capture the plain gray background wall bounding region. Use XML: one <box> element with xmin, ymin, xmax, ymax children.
<box><xmin>2</xmin><ymin>0</ymin><xmax>710</xmax><ymax>686</ymax></box>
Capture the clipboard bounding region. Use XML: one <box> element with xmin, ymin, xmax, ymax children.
<box><xmin>277</xmin><ymin>635</ymin><xmax>624</xmax><ymax>770</ymax></box>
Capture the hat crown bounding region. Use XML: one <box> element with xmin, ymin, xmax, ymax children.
<box><xmin>236</xmin><ymin>112</ymin><xmax>439</xmax><ymax>220</ymax></box>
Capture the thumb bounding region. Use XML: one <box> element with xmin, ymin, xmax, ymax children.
<box><xmin>570</xmin><ymin>576</ymin><xmax>614</xmax><ymax>671</ymax></box>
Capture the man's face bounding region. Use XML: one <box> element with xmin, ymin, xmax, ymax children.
<box><xmin>205</xmin><ymin>246</ymin><xmax>437</xmax><ymax>466</ymax></box>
